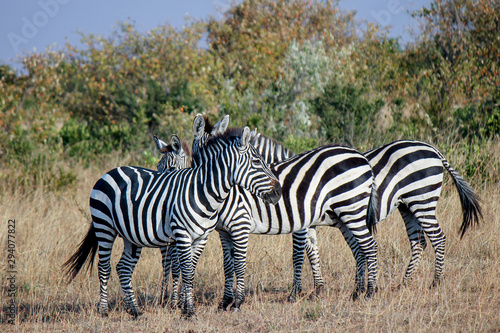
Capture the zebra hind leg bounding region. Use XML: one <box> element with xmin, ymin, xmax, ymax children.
<box><xmin>399</xmin><ymin>205</ymin><xmax>427</xmax><ymax>287</ymax></box>
<box><xmin>336</xmin><ymin>222</ymin><xmax>367</xmax><ymax>301</ymax></box>
<box><xmin>422</xmin><ymin>219</ymin><xmax>446</xmax><ymax>288</ymax></box>
<box><xmin>97</xmin><ymin>244</ymin><xmax>113</xmax><ymax>316</ymax></box>
<box><xmin>407</xmin><ymin>206</ymin><xmax>446</xmax><ymax>288</ymax></box>
<box><xmin>116</xmin><ymin>240</ymin><xmax>143</xmax><ymax>318</ymax></box>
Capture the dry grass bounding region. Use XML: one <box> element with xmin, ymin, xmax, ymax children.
<box><xmin>1</xmin><ymin>160</ymin><xmax>499</xmax><ymax>332</ymax></box>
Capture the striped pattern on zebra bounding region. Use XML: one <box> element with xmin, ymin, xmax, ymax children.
<box><xmin>302</xmin><ymin>140</ymin><xmax>482</xmax><ymax>291</ymax></box>
<box><xmin>62</xmin><ymin>121</ymin><xmax>282</xmax><ymax>318</ymax></box>
<box><xmin>157</xmin><ymin>122</ymin><xmax>379</xmax><ymax>311</ymax></box>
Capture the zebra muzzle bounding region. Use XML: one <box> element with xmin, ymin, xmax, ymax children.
<box><xmin>260</xmin><ymin>180</ymin><xmax>282</xmax><ymax>205</ymax></box>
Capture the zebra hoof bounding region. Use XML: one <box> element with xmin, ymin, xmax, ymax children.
<box><xmin>98</xmin><ymin>305</ymin><xmax>109</xmax><ymax>317</ymax></box>
<box><xmin>364</xmin><ymin>286</ymin><xmax>378</xmax><ymax>300</ymax></box>
<box><xmin>217</xmin><ymin>303</ymin><xmax>229</xmax><ymax>312</ymax></box>
<box><xmin>128</xmin><ymin>308</ymin><xmax>142</xmax><ymax>319</ymax></box>
<box><xmin>181</xmin><ymin>308</ymin><xmax>195</xmax><ymax>319</ymax></box>
<box><xmin>429</xmin><ymin>279</ymin><xmax>441</xmax><ymax>289</ymax></box>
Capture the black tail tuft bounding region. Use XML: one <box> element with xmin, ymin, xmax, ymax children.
<box><xmin>441</xmin><ymin>158</ymin><xmax>483</xmax><ymax>239</ymax></box>
<box><xmin>62</xmin><ymin>224</ymin><xmax>98</xmax><ymax>283</ymax></box>
<box><xmin>367</xmin><ymin>183</ymin><xmax>379</xmax><ymax>235</ymax></box>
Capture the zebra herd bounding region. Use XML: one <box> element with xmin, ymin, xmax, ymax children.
<box><xmin>63</xmin><ymin>114</ymin><xmax>482</xmax><ymax>318</ymax></box>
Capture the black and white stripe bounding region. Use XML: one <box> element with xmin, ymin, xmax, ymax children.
<box><xmin>158</xmin><ymin>124</ymin><xmax>379</xmax><ymax>310</ymax></box>
<box><xmin>62</xmin><ymin>118</ymin><xmax>282</xmax><ymax>318</ymax></box>
<box><xmin>298</xmin><ymin>140</ymin><xmax>483</xmax><ymax>291</ymax></box>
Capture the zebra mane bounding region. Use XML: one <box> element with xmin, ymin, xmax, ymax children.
<box><xmin>203</xmin><ymin>127</ymin><xmax>242</xmax><ymax>147</ymax></box>
<box><xmin>202</xmin><ymin>115</ymin><xmax>215</xmax><ymax>136</ymax></box>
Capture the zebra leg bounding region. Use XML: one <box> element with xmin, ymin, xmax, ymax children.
<box><xmin>288</xmin><ymin>229</ymin><xmax>307</xmax><ymax>302</ymax></box>
<box><xmin>336</xmin><ymin>222</ymin><xmax>366</xmax><ymax>300</ymax></box>
<box><xmin>218</xmin><ymin>231</ymin><xmax>235</xmax><ymax>311</ymax></box>
<box><xmin>160</xmin><ymin>244</ymin><xmax>179</xmax><ymax>308</ymax></box>
<box><xmin>357</xmin><ymin>233</ymin><xmax>378</xmax><ymax>299</ymax></box>
<box><xmin>177</xmin><ymin>238</ymin><xmax>208</xmax><ymax>310</ymax></box>
<box><xmin>96</xmin><ymin>227</ymin><xmax>117</xmax><ymax>316</ymax></box>
<box><xmin>175</xmin><ymin>232</ymin><xmax>198</xmax><ymax>318</ymax></box>
<box><xmin>304</xmin><ymin>227</ymin><xmax>325</xmax><ymax>296</ymax></box>
<box><xmin>116</xmin><ymin>240</ymin><xmax>143</xmax><ymax>318</ymax></box>
<box><xmin>230</xmin><ymin>229</ymin><xmax>251</xmax><ymax>311</ymax></box>
<box><xmin>417</xmin><ymin>214</ymin><xmax>446</xmax><ymax>288</ymax></box>
<box><xmin>399</xmin><ymin>205</ymin><xmax>428</xmax><ymax>287</ymax></box>
<box><xmin>169</xmin><ymin>245</ymin><xmax>182</xmax><ymax>310</ymax></box>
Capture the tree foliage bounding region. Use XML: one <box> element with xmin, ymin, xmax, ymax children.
<box><xmin>0</xmin><ymin>0</ymin><xmax>498</xmax><ymax>191</ymax></box>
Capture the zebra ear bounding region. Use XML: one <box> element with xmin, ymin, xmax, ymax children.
<box><xmin>241</xmin><ymin>126</ymin><xmax>251</xmax><ymax>148</ymax></box>
<box><xmin>154</xmin><ymin>135</ymin><xmax>169</xmax><ymax>153</ymax></box>
<box><xmin>218</xmin><ymin>115</ymin><xmax>230</xmax><ymax>134</ymax></box>
<box><xmin>211</xmin><ymin>115</ymin><xmax>230</xmax><ymax>135</ymax></box>
<box><xmin>193</xmin><ymin>113</ymin><xmax>205</xmax><ymax>140</ymax></box>
<box><xmin>170</xmin><ymin>134</ymin><xmax>182</xmax><ymax>153</ymax></box>
<box><xmin>250</xmin><ymin>128</ymin><xmax>258</xmax><ymax>139</ymax></box>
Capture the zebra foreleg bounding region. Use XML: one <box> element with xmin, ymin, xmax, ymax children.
<box><xmin>160</xmin><ymin>244</ymin><xmax>181</xmax><ymax>309</ymax></box>
<box><xmin>230</xmin><ymin>230</ymin><xmax>250</xmax><ymax>311</ymax></box>
<box><xmin>176</xmin><ymin>238</ymin><xmax>208</xmax><ymax>311</ymax></box>
<box><xmin>97</xmin><ymin>245</ymin><xmax>113</xmax><ymax>316</ymax></box>
<box><xmin>218</xmin><ymin>231</ymin><xmax>235</xmax><ymax>311</ymax></box>
<box><xmin>288</xmin><ymin>230</ymin><xmax>307</xmax><ymax>302</ymax></box>
<box><xmin>116</xmin><ymin>240</ymin><xmax>143</xmax><ymax>318</ymax></box>
<box><xmin>304</xmin><ymin>227</ymin><xmax>325</xmax><ymax>296</ymax></box>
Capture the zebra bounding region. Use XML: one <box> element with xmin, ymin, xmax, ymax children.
<box><xmin>62</xmin><ymin>116</ymin><xmax>282</xmax><ymax>318</ymax></box>
<box><xmin>300</xmin><ymin>140</ymin><xmax>483</xmax><ymax>292</ymax></box>
<box><xmin>157</xmin><ymin>115</ymin><xmax>230</xmax><ymax>308</ymax></box>
<box><xmin>157</xmin><ymin>121</ymin><xmax>380</xmax><ymax>311</ymax></box>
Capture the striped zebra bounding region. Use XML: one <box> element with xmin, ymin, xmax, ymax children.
<box><xmin>62</xmin><ymin>118</ymin><xmax>282</xmax><ymax>318</ymax></box>
<box><xmin>157</xmin><ymin>115</ymin><xmax>230</xmax><ymax>307</ymax></box>
<box><xmin>300</xmin><ymin>140</ymin><xmax>483</xmax><ymax>292</ymax></box>
<box><xmin>157</xmin><ymin>121</ymin><xmax>379</xmax><ymax>311</ymax></box>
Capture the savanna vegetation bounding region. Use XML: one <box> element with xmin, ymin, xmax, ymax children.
<box><xmin>1</xmin><ymin>0</ymin><xmax>499</xmax><ymax>331</ymax></box>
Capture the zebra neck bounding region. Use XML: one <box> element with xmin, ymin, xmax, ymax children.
<box><xmin>194</xmin><ymin>158</ymin><xmax>232</xmax><ymax>210</ymax></box>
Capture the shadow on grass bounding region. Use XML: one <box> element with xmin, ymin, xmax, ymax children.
<box><xmin>0</xmin><ymin>285</ymin><xmax>296</xmax><ymax>323</ymax></box>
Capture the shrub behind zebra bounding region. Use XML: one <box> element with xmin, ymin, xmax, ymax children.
<box><xmin>62</xmin><ymin>115</ymin><xmax>282</xmax><ymax>318</ymax></box>
<box><xmin>157</xmin><ymin>116</ymin><xmax>381</xmax><ymax>311</ymax></box>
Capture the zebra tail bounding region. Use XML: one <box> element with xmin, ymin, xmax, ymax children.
<box><xmin>440</xmin><ymin>154</ymin><xmax>483</xmax><ymax>239</ymax></box>
<box><xmin>366</xmin><ymin>182</ymin><xmax>379</xmax><ymax>235</ymax></box>
<box><xmin>61</xmin><ymin>224</ymin><xmax>99</xmax><ymax>283</ymax></box>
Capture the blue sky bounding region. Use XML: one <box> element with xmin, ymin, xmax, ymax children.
<box><xmin>1</xmin><ymin>0</ymin><xmax>430</xmax><ymax>70</ymax></box>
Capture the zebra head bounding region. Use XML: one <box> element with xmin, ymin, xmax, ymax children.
<box><xmin>234</xmin><ymin>127</ymin><xmax>282</xmax><ymax>205</ymax></box>
<box><xmin>192</xmin><ymin>114</ymin><xmax>229</xmax><ymax>165</ymax></box>
<box><xmin>154</xmin><ymin>134</ymin><xmax>190</xmax><ymax>173</ymax></box>
<box><xmin>193</xmin><ymin>115</ymin><xmax>282</xmax><ymax>205</ymax></box>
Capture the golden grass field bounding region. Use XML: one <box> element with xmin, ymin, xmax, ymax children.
<box><xmin>1</xmin><ymin>153</ymin><xmax>499</xmax><ymax>332</ymax></box>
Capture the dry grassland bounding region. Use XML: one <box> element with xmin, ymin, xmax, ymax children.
<box><xmin>1</xmin><ymin>156</ymin><xmax>499</xmax><ymax>332</ymax></box>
